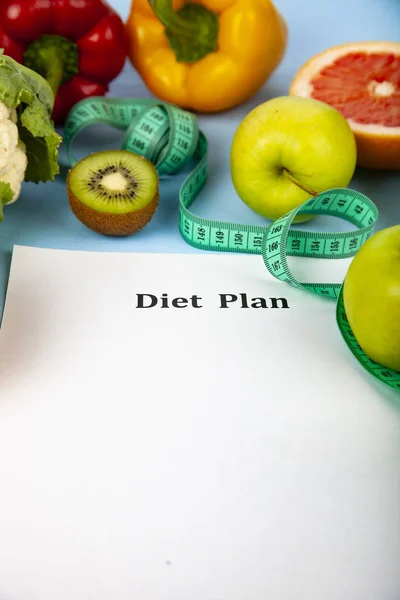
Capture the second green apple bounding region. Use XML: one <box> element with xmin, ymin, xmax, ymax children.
<box><xmin>230</xmin><ymin>96</ymin><xmax>357</xmax><ymax>222</ymax></box>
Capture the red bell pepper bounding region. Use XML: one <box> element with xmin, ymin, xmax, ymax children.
<box><xmin>0</xmin><ymin>0</ymin><xmax>128</xmax><ymax>124</ymax></box>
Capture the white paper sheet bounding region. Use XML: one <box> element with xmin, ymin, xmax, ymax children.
<box><xmin>0</xmin><ymin>245</ymin><xmax>399</xmax><ymax>600</ymax></box>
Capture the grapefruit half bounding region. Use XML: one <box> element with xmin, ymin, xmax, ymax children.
<box><xmin>290</xmin><ymin>41</ymin><xmax>400</xmax><ymax>170</ymax></box>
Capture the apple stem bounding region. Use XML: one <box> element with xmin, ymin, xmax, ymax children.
<box><xmin>283</xmin><ymin>169</ymin><xmax>319</xmax><ymax>197</ymax></box>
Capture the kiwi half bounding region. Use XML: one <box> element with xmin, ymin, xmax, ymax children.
<box><xmin>66</xmin><ymin>150</ymin><xmax>159</xmax><ymax>236</ymax></box>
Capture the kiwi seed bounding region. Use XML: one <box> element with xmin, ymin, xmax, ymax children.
<box><xmin>66</xmin><ymin>150</ymin><xmax>160</xmax><ymax>236</ymax></box>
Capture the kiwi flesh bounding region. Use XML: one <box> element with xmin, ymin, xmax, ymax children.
<box><xmin>66</xmin><ymin>150</ymin><xmax>159</xmax><ymax>236</ymax></box>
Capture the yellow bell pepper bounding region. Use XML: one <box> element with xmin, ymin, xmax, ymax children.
<box><xmin>126</xmin><ymin>0</ymin><xmax>288</xmax><ymax>112</ymax></box>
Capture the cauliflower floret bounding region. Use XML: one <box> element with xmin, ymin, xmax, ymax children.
<box><xmin>9</xmin><ymin>108</ymin><xmax>18</xmax><ymax>124</ymax></box>
<box><xmin>11</xmin><ymin>140</ymin><xmax>27</xmax><ymax>178</ymax></box>
<box><xmin>0</xmin><ymin>101</ymin><xmax>19</xmax><ymax>173</ymax></box>
<box><xmin>0</xmin><ymin>140</ymin><xmax>28</xmax><ymax>204</ymax></box>
<box><xmin>0</xmin><ymin>103</ymin><xmax>9</xmax><ymax>122</ymax></box>
<box><xmin>0</xmin><ymin>166</ymin><xmax>22</xmax><ymax>204</ymax></box>
<box><xmin>0</xmin><ymin>102</ymin><xmax>28</xmax><ymax>203</ymax></box>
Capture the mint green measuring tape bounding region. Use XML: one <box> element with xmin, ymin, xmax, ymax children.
<box><xmin>64</xmin><ymin>97</ymin><xmax>400</xmax><ymax>393</ymax></box>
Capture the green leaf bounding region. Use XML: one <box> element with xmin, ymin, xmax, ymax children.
<box><xmin>0</xmin><ymin>181</ymin><xmax>14</xmax><ymax>221</ymax></box>
<box><xmin>0</xmin><ymin>49</ymin><xmax>62</xmax><ymax>183</ymax></box>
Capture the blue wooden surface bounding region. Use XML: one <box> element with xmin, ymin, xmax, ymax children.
<box><xmin>0</xmin><ymin>0</ymin><xmax>399</xmax><ymax>316</ymax></box>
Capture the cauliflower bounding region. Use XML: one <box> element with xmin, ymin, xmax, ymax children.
<box><xmin>0</xmin><ymin>101</ymin><xmax>28</xmax><ymax>204</ymax></box>
<box><xmin>0</xmin><ymin>49</ymin><xmax>62</xmax><ymax>221</ymax></box>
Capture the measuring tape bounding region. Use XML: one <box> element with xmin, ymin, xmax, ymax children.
<box><xmin>64</xmin><ymin>97</ymin><xmax>400</xmax><ymax>393</ymax></box>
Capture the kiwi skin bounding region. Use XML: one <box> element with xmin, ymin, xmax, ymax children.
<box><xmin>67</xmin><ymin>176</ymin><xmax>159</xmax><ymax>237</ymax></box>
<box><xmin>66</xmin><ymin>152</ymin><xmax>160</xmax><ymax>237</ymax></box>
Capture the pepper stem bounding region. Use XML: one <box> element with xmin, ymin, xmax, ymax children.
<box><xmin>41</xmin><ymin>54</ymin><xmax>64</xmax><ymax>97</ymax></box>
<box><xmin>150</xmin><ymin>0</ymin><xmax>219</xmax><ymax>63</ymax></box>
<box><xmin>23</xmin><ymin>35</ymin><xmax>79</xmax><ymax>98</ymax></box>
<box><xmin>150</xmin><ymin>0</ymin><xmax>198</xmax><ymax>37</ymax></box>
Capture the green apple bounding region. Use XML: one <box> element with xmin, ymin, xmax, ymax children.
<box><xmin>343</xmin><ymin>225</ymin><xmax>400</xmax><ymax>372</ymax></box>
<box><xmin>230</xmin><ymin>96</ymin><xmax>357</xmax><ymax>222</ymax></box>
